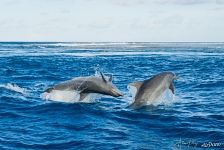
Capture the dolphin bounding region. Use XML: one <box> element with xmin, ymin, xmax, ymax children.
<box><xmin>128</xmin><ymin>72</ymin><xmax>177</xmax><ymax>108</ymax></box>
<box><xmin>44</xmin><ymin>72</ymin><xmax>123</xmax><ymax>101</ymax></box>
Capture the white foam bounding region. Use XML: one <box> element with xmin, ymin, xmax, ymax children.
<box><xmin>127</xmin><ymin>84</ymin><xmax>138</xmax><ymax>100</ymax></box>
<box><xmin>0</xmin><ymin>83</ymin><xmax>28</xmax><ymax>96</ymax></box>
<box><xmin>43</xmin><ymin>42</ymin><xmax>130</xmax><ymax>47</ymax></box>
<box><xmin>151</xmin><ymin>89</ymin><xmax>177</xmax><ymax>106</ymax></box>
<box><xmin>1</xmin><ymin>51</ymin><xmax>224</xmax><ymax>57</ymax></box>
<box><xmin>41</xmin><ymin>90</ymin><xmax>100</xmax><ymax>103</ymax></box>
<box><xmin>128</xmin><ymin>85</ymin><xmax>178</xmax><ymax>106</ymax></box>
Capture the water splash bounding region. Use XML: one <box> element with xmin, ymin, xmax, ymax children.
<box><xmin>128</xmin><ymin>84</ymin><xmax>178</xmax><ymax>106</ymax></box>
<box><xmin>41</xmin><ymin>90</ymin><xmax>101</xmax><ymax>103</ymax></box>
<box><xmin>0</xmin><ymin>83</ymin><xmax>29</xmax><ymax>96</ymax></box>
<box><xmin>127</xmin><ymin>84</ymin><xmax>138</xmax><ymax>102</ymax></box>
<box><xmin>152</xmin><ymin>89</ymin><xmax>178</xmax><ymax>106</ymax></box>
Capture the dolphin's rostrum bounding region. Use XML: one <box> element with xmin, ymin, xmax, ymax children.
<box><xmin>45</xmin><ymin>72</ymin><xmax>123</xmax><ymax>101</ymax></box>
<box><xmin>129</xmin><ymin>72</ymin><xmax>177</xmax><ymax>108</ymax></box>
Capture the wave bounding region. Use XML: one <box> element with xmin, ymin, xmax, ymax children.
<box><xmin>6</xmin><ymin>42</ymin><xmax>223</xmax><ymax>48</ymax></box>
<box><xmin>41</xmin><ymin>42</ymin><xmax>132</xmax><ymax>47</ymax></box>
<box><xmin>1</xmin><ymin>50</ymin><xmax>224</xmax><ymax>57</ymax></box>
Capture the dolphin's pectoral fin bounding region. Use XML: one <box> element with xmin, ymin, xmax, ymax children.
<box><xmin>169</xmin><ymin>82</ymin><xmax>175</xmax><ymax>94</ymax></box>
<box><xmin>129</xmin><ymin>81</ymin><xmax>143</xmax><ymax>91</ymax></box>
<box><xmin>79</xmin><ymin>93</ymin><xmax>89</xmax><ymax>101</ymax></box>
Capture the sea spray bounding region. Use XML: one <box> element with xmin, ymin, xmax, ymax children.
<box><xmin>41</xmin><ymin>90</ymin><xmax>100</xmax><ymax>103</ymax></box>
<box><xmin>0</xmin><ymin>83</ymin><xmax>29</xmax><ymax>96</ymax></box>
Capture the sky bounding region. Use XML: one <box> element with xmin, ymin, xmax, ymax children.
<box><xmin>0</xmin><ymin>0</ymin><xmax>224</xmax><ymax>42</ymax></box>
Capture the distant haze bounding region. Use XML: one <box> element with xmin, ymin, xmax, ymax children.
<box><xmin>0</xmin><ymin>0</ymin><xmax>224</xmax><ymax>42</ymax></box>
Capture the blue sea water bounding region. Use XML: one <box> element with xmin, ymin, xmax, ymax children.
<box><xmin>0</xmin><ymin>42</ymin><xmax>223</xmax><ymax>150</ymax></box>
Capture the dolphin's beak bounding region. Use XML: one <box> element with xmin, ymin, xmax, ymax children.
<box><xmin>111</xmin><ymin>89</ymin><xmax>123</xmax><ymax>97</ymax></box>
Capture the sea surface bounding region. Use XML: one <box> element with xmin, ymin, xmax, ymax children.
<box><xmin>0</xmin><ymin>42</ymin><xmax>223</xmax><ymax>150</ymax></box>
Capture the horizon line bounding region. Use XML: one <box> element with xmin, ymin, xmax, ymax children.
<box><xmin>0</xmin><ymin>41</ymin><xmax>224</xmax><ymax>43</ymax></box>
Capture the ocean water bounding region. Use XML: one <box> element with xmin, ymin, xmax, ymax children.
<box><xmin>0</xmin><ymin>42</ymin><xmax>223</xmax><ymax>150</ymax></box>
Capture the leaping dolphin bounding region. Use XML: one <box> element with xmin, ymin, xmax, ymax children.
<box><xmin>44</xmin><ymin>72</ymin><xmax>123</xmax><ymax>101</ymax></box>
<box><xmin>128</xmin><ymin>72</ymin><xmax>177</xmax><ymax>108</ymax></box>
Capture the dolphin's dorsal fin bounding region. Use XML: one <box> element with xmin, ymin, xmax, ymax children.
<box><xmin>129</xmin><ymin>81</ymin><xmax>143</xmax><ymax>91</ymax></box>
<box><xmin>169</xmin><ymin>82</ymin><xmax>175</xmax><ymax>94</ymax></box>
<box><xmin>99</xmin><ymin>71</ymin><xmax>107</xmax><ymax>83</ymax></box>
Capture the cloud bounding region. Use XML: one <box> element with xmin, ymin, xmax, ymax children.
<box><xmin>154</xmin><ymin>0</ymin><xmax>212</xmax><ymax>5</ymax></box>
<box><xmin>216</xmin><ymin>0</ymin><xmax>224</xmax><ymax>4</ymax></box>
<box><xmin>109</xmin><ymin>0</ymin><xmax>224</xmax><ymax>6</ymax></box>
<box><xmin>78</xmin><ymin>19</ymin><xmax>113</xmax><ymax>30</ymax></box>
<box><xmin>109</xmin><ymin>0</ymin><xmax>213</xmax><ymax>7</ymax></box>
<box><xmin>107</xmin><ymin>0</ymin><xmax>152</xmax><ymax>7</ymax></box>
<box><xmin>0</xmin><ymin>0</ymin><xmax>224</xmax><ymax>42</ymax></box>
